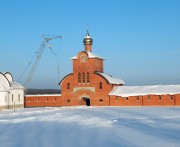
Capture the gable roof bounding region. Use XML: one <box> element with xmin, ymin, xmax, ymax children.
<box><xmin>10</xmin><ymin>81</ymin><xmax>24</xmax><ymax>89</ymax></box>
<box><xmin>109</xmin><ymin>85</ymin><xmax>180</xmax><ymax>97</ymax></box>
<box><xmin>95</xmin><ymin>72</ymin><xmax>125</xmax><ymax>85</ymax></box>
<box><xmin>71</xmin><ymin>51</ymin><xmax>105</xmax><ymax>60</ymax></box>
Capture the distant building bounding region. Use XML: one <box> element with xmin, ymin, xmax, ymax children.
<box><xmin>25</xmin><ymin>32</ymin><xmax>180</xmax><ymax>107</ymax></box>
<box><xmin>0</xmin><ymin>72</ymin><xmax>24</xmax><ymax>110</ymax></box>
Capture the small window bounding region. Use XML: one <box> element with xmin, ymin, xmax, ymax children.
<box><xmin>170</xmin><ymin>95</ymin><xmax>173</xmax><ymax>101</ymax></box>
<box><xmin>46</xmin><ymin>98</ymin><xmax>48</xmax><ymax>102</ymax></box>
<box><xmin>82</xmin><ymin>72</ymin><xmax>85</xmax><ymax>83</ymax></box>
<box><xmin>148</xmin><ymin>96</ymin><xmax>150</xmax><ymax>101</ymax></box>
<box><xmin>159</xmin><ymin>95</ymin><xmax>162</xmax><ymax>101</ymax></box>
<box><xmin>99</xmin><ymin>82</ymin><xmax>102</xmax><ymax>90</ymax></box>
<box><xmin>78</xmin><ymin>72</ymin><xmax>81</xmax><ymax>83</ymax></box>
<box><xmin>12</xmin><ymin>94</ymin><xmax>14</xmax><ymax>102</ymax></box>
<box><xmin>37</xmin><ymin>98</ymin><xmax>39</xmax><ymax>102</ymax></box>
<box><xmin>5</xmin><ymin>96</ymin><xmax>7</xmax><ymax>103</ymax></box>
<box><xmin>67</xmin><ymin>83</ymin><xmax>70</xmax><ymax>90</ymax></box>
<box><xmin>87</xmin><ymin>72</ymin><xmax>90</xmax><ymax>83</ymax></box>
<box><xmin>55</xmin><ymin>98</ymin><xmax>57</xmax><ymax>102</ymax></box>
<box><xmin>99</xmin><ymin>99</ymin><xmax>103</xmax><ymax>103</ymax></box>
<box><xmin>137</xmin><ymin>96</ymin><xmax>139</xmax><ymax>101</ymax></box>
<box><xmin>115</xmin><ymin>96</ymin><xmax>118</xmax><ymax>101</ymax></box>
<box><xmin>67</xmin><ymin>99</ymin><xmax>71</xmax><ymax>103</ymax></box>
<box><xmin>18</xmin><ymin>94</ymin><xmax>20</xmax><ymax>102</ymax></box>
<box><xmin>126</xmin><ymin>97</ymin><xmax>128</xmax><ymax>101</ymax></box>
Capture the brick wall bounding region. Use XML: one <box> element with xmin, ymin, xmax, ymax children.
<box><xmin>24</xmin><ymin>47</ymin><xmax>180</xmax><ymax>107</ymax></box>
<box><xmin>109</xmin><ymin>94</ymin><xmax>180</xmax><ymax>106</ymax></box>
<box><xmin>24</xmin><ymin>93</ymin><xmax>180</xmax><ymax>107</ymax></box>
<box><xmin>109</xmin><ymin>95</ymin><xmax>143</xmax><ymax>106</ymax></box>
<box><xmin>175</xmin><ymin>94</ymin><xmax>180</xmax><ymax>105</ymax></box>
<box><xmin>60</xmin><ymin>71</ymin><xmax>113</xmax><ymax>106</ymax></box>
<box><xmin>25</xmin><ymin>95</ymin><xmax>62</xmax><ymax>107</ymax></box>
<box><xmin>142</xmin><ymin>95</ymin><xmax>174</xmax><ymax>106</ymax></box>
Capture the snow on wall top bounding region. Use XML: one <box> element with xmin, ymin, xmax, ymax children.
<box><xmin>109</xmin><ymin>85</ymin><xmax>180</xmax><ymax>97</ymax></box>
<box><xmin>96</xmin><ymin>72</ymin><xmax>125</xmax><ymax>85</ymax></box>
<box><xmin>71</xmin><ymin>51</ymin><xmax>105</xmax><ymax>60</ymax></box>
<box><xmin>86</xmin><ymin>51</ymin><xmax>105</xmax><ymax>59</ymax></box>
<box><xmin>26</xmin><ymin>94</ymin><xmax>61</xmax><ymax>97</ymax></box>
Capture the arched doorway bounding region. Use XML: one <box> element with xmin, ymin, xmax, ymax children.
<box><xmin>80</xmin><ymin>97</ymin><xmax>90</xmax><ymax>106</ymax></box>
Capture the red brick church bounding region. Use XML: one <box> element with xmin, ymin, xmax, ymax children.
<box><xmin>25</xmin><ymin>32</ymin><xmax>180</xmax><ymax>107</ymax></box>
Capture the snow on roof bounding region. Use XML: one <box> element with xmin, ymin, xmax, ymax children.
<box><xmin>84</xmin><ymin>35</ymin><xmax>91</xmax><ymax>39</ymax></box>
<box><xmin>96</xmin><ymin>72</ymin><xmax>125</xmax><ymax>85</ymax></box>
<box><xmin>1</xmin><ymin>71</ymin><xmax>24</xmax><ymax>91</ymax></box>
<box><xmin>109</xmin><ymin>85</ymin><xmax>180</xmax><ymax>97</ymax></box>
<box><xmin>10</xmin><ymin>81</ymin><xmax>24</xmax><ymax>89</ymax></box>
<box><xmin>71</xmin><ymin>51</ymin><xmax>105</xmax><ymax>60</ymax></box>
<box><xmin>71</xmin><ymin>56</ymin><xmax>76</xmax><ymax>60</ymax></box>
<box><xmin>87</xmin><ymin>51</ymin><xmax>105</xmax><ymax>59</ymax></box>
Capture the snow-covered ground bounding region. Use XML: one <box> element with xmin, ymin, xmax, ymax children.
<box><xmin>0</xmin><ymin>107</ymin><xmax>180</xmax><ymax>147</ymax></box>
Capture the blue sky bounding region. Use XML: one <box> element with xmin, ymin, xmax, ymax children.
<box><xmin>0</xmin><ymin>0</ymin><xmax>180</xmax><ymax>89</ymax></box>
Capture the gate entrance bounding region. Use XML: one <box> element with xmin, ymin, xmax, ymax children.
<box><xmin>80</xmin><ymin>97</ymin><xmax>90</xmax><ymax>106</ymax></box>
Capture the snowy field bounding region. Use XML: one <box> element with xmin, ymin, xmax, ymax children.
<box><xmin>0</xmin><ymin>107</ymin><xmax>180</xmax><ymax>147</ymax></box>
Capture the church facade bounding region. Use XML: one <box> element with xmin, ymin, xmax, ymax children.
<box><xmin>25</xmin><ymin>32</ymin><xmax>180</xmax><ymax>107</ymax></box>
<box><xmin>59</xmin><ymin>32</ymin><xmax>125</xmax><ymax>106</ymax></box>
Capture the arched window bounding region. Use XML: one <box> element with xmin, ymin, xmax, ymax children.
<box><xmin>12</xmin><ymin>94</ymin><xmax>14</xmax><ymax>102</ymax></box>
<box><xmin>159</xmin><ymin>95</ymin><xmax>162</xmax><ymax>101</ymax></box>
<box><xmin>99</xmin><ymin>82</ymin><xmax>102</xmax><ymax>90</ymax></box>
<box><xmin>116</xmin><ymin>96</ymin><xmax>119</xmax><ymax>101</ymax></box>
<box><xmin>18</xmin><ymin>94</ymin><xmax>20</xmax><ymax>102</ymax></box>
<box><xmin>87</xmin><ymin>72</ymin><xmax>90</xmax><ymax>83</ymax></box>
<box><xmin>78</xmin><ymin>72</ymin><xmax>81</xmax><ymax>83</ymax></box>
<box><xmin>137</xmin><ymin>96</ymin><xmax>139</xmax><ymax>101</ymax></box>
<box><xmin>67</xmin><ymin>83</ymin><xmax>70</xmax><ymax>90</ymax></box>
<box><xmin>5</xmin><ymin>96</ymin><xmax>7</xmax><ymax>103</ymax></box>
<box><xmin>82</xmin><ymin>72</ymin><xmax>85</xmax><ymax>83</ymax></box>
<box><xmin>169</xmin><ymin>95</ymin><xmax>173</xmax><ymax>101</ymax></box>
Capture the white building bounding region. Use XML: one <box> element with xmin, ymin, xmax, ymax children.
<box><xmin>0</xmin><ymin>72</ymin><xmax>24</xmax><ymax>110</ymax></box>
